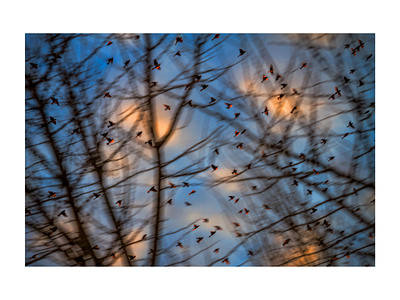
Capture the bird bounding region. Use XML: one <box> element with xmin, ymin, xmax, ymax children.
<box><xmin>275</xmin><ymin>74</ymin><xmax>282</xmax><ymax>81</ymax></box>
<box><xmin>115</xmin><ymin>200</ymin><xmax>122</xmax><ymax>206</ymax></box>
<box><xmin>344</xmin><ymin>76</ymin><xmax>350</xmax><ymax>84</ymax></box>
<box><xmin>145</xmin><ymin>140</ymin><xmax>153</xmax><ymax>147</ymax></box>
<box><xmin>185</xmin><ymin>83</ymin><xmax>192</xmax><ymax>90</ymax></box>
<box><xmin>329</xmin><ymin>94</ymin><xmax>335</xmax><ymax>100</ymax></box>
<box><xmin>291</xmin><ymin>168</ymin><xmax>297</xmax><ymax>172</ymax></box>
<box><xmin>232</xmin><ymin>169</ymin><xmax>238</xmax><ymax>175</ymax></box>
<box><xmin>193</xmin><ymin>224</ymin><xmax>200</xmax><ymax>231</ymax></box>
<box><xmin>222</xmin><ymin>258</ymin><xmax>230</xmax><ymax>265</ymax></box>
<box><xmin>194</xmin><ymin>74</ymin><xmax>202</xmax><ymax>82</ymax></box>
<box><xmin>358</xmin><ymin>39</ymin><xmax>365</xmax><ymax>49</ymax></box>
<box><xmin>234</xmin><ymin>131</ymin><xmax>241</xmax><ymax>137</ymax></box>
<box><xmin>342</xmin><ymin>133</ymin><xmax>349</xmax><ymax>139</ymax></box>
<box><xmin>71</xmin><ymin>128</ymin><xmax>80</xmax><ymax>135</ymax></box>
<box><xmin>358</xmin><ymin>80</ymin><xmax>364</xmax><ymax>87</ymax></box>
<box><xmin>292</xmin><ymin>88</ymin><xmax>300</xmax><ymax>95</ymax></box>
<box><xmin>246</xmin><ymin>164</ymin><xmax>252</xmax><ymax>169</ymax></box>
<box><xmin>234</xmin><ymin>198</ymin><xmax>240</xmax><ymax>204</ymax></box>
<box><xmin>183</xmin><ymin>182</ymin><xmax>190</xmax><ymax>187</ymax></box>
<box><xmin>277</xmin><ymin>93</ymin><xmax>285</xmax><ymax>100</ymax></box>
<box><xmin>123</xmin><ymin>60</ymin><xmax>130</xmax><ymax>68</ymax></box>
<box><xmin>150</xmin><ymin>82</ymin><xmax>157</xmax><ymax>87</ymax></box>
<box><xmin>351</xmin><ymin>48</ymin><xmax>357</xmax><ymax>56</ymax></box>
<box><xmin>290</xmin><ymin>106</ymin><xmax>297</xmax><ymax>114</ymax></box>
<box><xmin>147</xmin><ymin>186</ymin><xmax>157</xmax><ymax>193</ymax></box>
<box><xmin>335</xmin><ymin>87</ymin><xmax>342</xmax><ymax>97</ymax></box>
<box><xmin>322</xmin><ymin>219</ymin><xmax>331</xmax><ymax>227</ymax></box>
<box><xmin>175</xmin><ymin>36</ymin><xmax>183</xmax><ymax>45</ymax></box>
<box><xmin>211</xmin><ymin>164</ymin><xmax>218</xmax><ymax>172</ymax></box>
<box><xmin>313</xmin><ymin>169</ymin><xmax>319</xmax><ymax>175</ymax></box>
<box><xmin>262</xmin><ymin>106</ymin><xmax>269</xmax><ymax>115</ymax></box>
<box><xmin>103</xmin><ymin>92</ymin><xmax>112</xmax><ymax>98</ymax></box>
<box><xmin>281</xmin><ymin>83</ymin><xmax>288</xmax><ymax>89</ymax></box>
<box><xmin>225</xmin><ymin>103</ymin><xmax>232</xmax><ymax>109</ymax></box>
<box><xmin>106</xmin><ymin>41</ymin><xmax>113</xmax><ymax>46</ymax></box>
<box><xmin>184</xmin><ymin>202</ymin><xmax>192</xmax><ymax>206</ymax></box>
<box><xmin>299</xmin><ymin>153</ymin><xmax>306</xmax><ymax>159</ymax></box>
<box><xmin>50</xmin><ymin>97</ymin><xmax>59</xmax><ymax>106</ymax></box>
<box><xmin>166</xmin><ymin>199</ymin><xmax>173</xmax><ymax>205</ymax></box>
<box><xmin>57</xmin><ymin>210</ymin><xmax>67</xmax><ymax>217</ymax></box>
<box><xmin>263</xmin><ymin>204</ymin><xmax>271</xmax><ymax>210</ymax></box>
<box><xmin>300</xmin><ymin>63</ymin><xmax>307</xmax><ymax>69</ymax></box>
<box><xmin>92</xmin><ymin>245</ymin><xmax>100</xmax><ymax>250</ymax></box>
<box><xmin>210</xmin><ymin>97</ymin><xmax>217</xmax><ymax>104</ymax></box>
<box><xmin>48</xmin><ymin>117</ymin><xmax>57</xmax><ymax>125</ymax></box>
<box><xmin>93</xmin><ymin>193</ymin><xmax>101</xmax><ymax>199</ymax></box>
<box><xmin>196</xmin><ymin>237</ymin><xmax>204</xmax><ymax>243</ymax></box>
<box><xmin>212</xmin><ymin>34</ymin><xmax>220</xmax><ymax>41</ymax></box>
<box><xmin>209</xmin><ymin>231</ymin><xmax>216</xmax><ymax>238</ymax></box>
<box><xmin>349</xmin><ymin>69</ymin><xmax>356</xmax><ymax>74</ymax></box>
<box><xmin>30</xmin><ymin>63</ymin><xmax>38</xmax><ymax>69</ymax></box>
<box><xmin>306</xmin><ymin>189</ymin><xmax>313</xmax><ymax>195</ymax></box>
<box><xmin>234</xmin><ymin>112</ymin><xmax>240</xmax><ymax>119</ymax></box>
<box><xmin>214</xmin><ymin>225</ymin><xmax>223</xmax><ymax>231</ymax></box>
<box><xmin>48</xmin><ymin>191</ymin><xmax>56</xmax><ymax>198</ymax></box>
<box><xmin>213</xmin><ymin>248</ymin><xmax>220</xmax><ymax>253</ymax></box>
<box><xmin>200</xmin><ymin>84</ymin><xmax>208</xmax><ymax>91</ymax></box>
<box><xmin>107</xmin><ymin>121</ymin><xmax>115</xmax><ymax>128</ymax></box>
<box><xmin>292</xmin><ymin>180</ymin><xmax>299</xmax><ymax>186</ymax></box>
<box><xmin>236</xmin><ymin>232</ymin><xmax>243</xmax><ymax>237</ymax></box>
<box><xmin>133</xmin><ymin>35</ymin><xmax>140</xmax><ymax>40</ymax></box>
<box><xmin>106</xmin><ymin>138</ymin><xmax>114</xmax><ymax>145</ymax></box>
<box><xmin>344</xmin><ymin>44</ymin><xmax>350</xmax><ymax>49</ymax></box>
<box><xmin>176</xmin><ymin>242</ymin><xmax>183</xmax><ymax>248</ymax></box>
<box><xmin>322</xmin><ymin>188</ymin><xmax>328</xmax><ymax>193</ymax></box>
<box><xmin>173</xmin><ymin>51</ymin><xmax>181</xmax><ymax>57</ymax></box>
<box><xmin>135</xmin><ymin>131</ymin><xmax>142</xmax><ymax>138</ymax></box>
<box><xmin>49</xmin><ymin>226</ymin><xmax>57</xmax><ymax>233</ymax></box>
<box><xmin>142</xmin><ymin>234</ymin><xmax>147</xmax><ymax>240</ymax></box>
<box><xmin>347</xmin><ymin>121</ymin><xmax>355</xmax><ymax>129</ymax></box>
<box><xmin>169</xmin><ymin>182</ymin><xmax>177</xmax><ymax>189</ymax></box>
<box><xmin>203</xmin><ymin>218</ymin><xmax>209</xmax><ymax>223</ymax></box>
<box><xmin>152</xmin><ymin>59</ymin><xmax>161</xmax><ymax>70</ymax></box>
<box><xmin>247</xmin><ymin>250</ymin><xmax>254</xmax><ymax>256</ymax></box>
<box><xmin>261</xmin><ymin>75</ymin><xmax>268</xmax><ymax>83</ymax></box>
<box><xmin>148</xmin><ymin>249</ymin><xmax>154</xmax><ymax>254</ymax></box>
<box><xmin>107</xmin><ymin>57</ymin><xmax>113</xmax><ymax>65</ymax></box>
<box><xmin>237</xmin><ymin>143</ymin><xmax>243</xmax><ymax>149</ymax></box>
<box><xmin>238</xmin><ymin>49</ymin><xmax>246</xmax><ymax>57</ymax></box>
<box><xmin>188</xmin><ymin>190</ymin><xmax>196</xmax><ymax>196</ymax></box>
<box><xmin>283</xmin><ymin>239</ymin><xmax>291</xmax><ymax>246</ymax></box>
<box><xmin>228</xmin><ymin>196</ymin><xmax>235</xmax><ymax>201</ymax></box>
<box><xmin>366</xmin><ymin>54</ymin><xmax>372</xmax><ymax>62</ymax></box>
<box><xmin>164</xmin><ymin>104</ymin><xmax>171</xmax><ymax>111</ymax></box>
<box><xmin>321</xmin><ymin>139</ymin><xmax>327</xmax><ymax>145</ymax></box>
<box><xmin>213</xmin><ymin>148</ymin><xmax>220</xmax><ymax>155</ymax></box>
<box><xmin>184</xmin><ymin>100</ymin><xmax>195</xmax><ymax>107</ymax></box>
<box><xmin>306</xmin><ymin>224</ymin><xmax>312</xmax><ymax>231</ymax></box>
<box><xmin>310</xmin><ymin>208</ymin><xmax>318</xmax><ymax>214</ymax></box>
<box><xmin>268</xmin><ymin>64</ymin><xmax>274</xmax><ymax>74</ymax></box>
<box><xmin>233</xmin><ymin>222</ymin><xmax>240</xmax><ymax>227</ymax></box>
<box><xmin>238</xmin><ymin>210</ymin><xmax>243</xmax><ymax>214</ymax></box>
<box><xmin>244</xmin><ymin>208</ymin><xmax>250</xmax><ymax>215</ymax></box>
<box><xmin>129</xmin><ymin>255</ymin><xmax>136</xmax><ymax>260</ymax></box>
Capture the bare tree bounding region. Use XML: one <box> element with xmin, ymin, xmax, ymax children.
<box><xmin>25</xmin><ymin>33</ymin><xmax>374</xmax><ymax>266</ymax></box>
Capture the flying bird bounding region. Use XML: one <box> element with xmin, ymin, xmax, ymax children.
<box><xmin>261</xmin><ymin>75</ymin><xmax>268</xmax><ymax>83</ymax></box>
<box><xmin>164</xmin><ymin>104</ymin><xmax>171</xmax><ymax>111</ymax></box>
<box><xmin>173</xmin><ymin>51</ymin><xmax>181</xmax><ymax>57</ymax></box>
<box><xmin>200</xmin><ymin>84</ymin><xmax>208</xmax><ymax>91</ymax></box>
<box><xmin>184</xmin><ymin>202</ymin><xmax>192</xmax><ymax>206</ymax></box>
<box><xmin>183</xmin><ymin>182</ymin><xmax>190</xmax><ymax>187</ymax></box>
<box><xmin>188</xmin><ymin>190</ymin><xmax>196</xmax><ymax>195</ymax></box>
<box><xmin>234</xmin><ymin>112</ymin><xmax>240</xmax><ymax>119</ymax></box>
<box><xmin>283</xmin><ymin>239</ymin><xmax>291</xmax><ymax>246</ymax></box>
<box><xmin>347</xmin><ymin>121</ymin><xmax>355</xmax><ymax>129</ymax></box>
<box><xmin>30</xmin><ymin>63</ymin><xmax>38</xmax><ymax>69</ymax></box>
<box><xmin>107</xmin><ymin>121</ymin><xmax>115</xmax><ymax>128</ymax></box>
<box><xmin>277</xmin><ymin>93</ymin><xmax>285</xmax><ymax>100</ymax></box>
<box><xmin>209</xmin><ymin>231</ymin><xmax>216</xmax><ymax>238</ymax></box>
<box><xmin>292</xmin><ymin>88</ymin><xmax>300</xmax><ymax>95</ymax></box>
<box><xmin>306</xmin><ymin>189</ymin><xmax>313</xmax><ymax>195</ymax></box>
<box><xmin>50</xmin><ymin>97</ymin><xmax>59</xmax><ymax>106</ymax></box>
<box><xmin>262</xmin><ymin>106</ymin><xmax>269</xmax><ymax>115</ymax></box>
<box><xmin>237</xmin><ymin>143</ymin><xmax>243</xmax><ymax>149</ymax></box>
<box><xmin>210</xmin><ymin>97</ymin><xmax>217</xmax><ymax>104</ymax></box>
<box><xmin>344</xmin><ymin>76</ymin><xmax>350</xmax><ymax>84</ymax></box>
<box><xmin>225</xmin><ymin>103</ymin><xmax>232</xmax><ymax>109</ymax></box>
<box><xmin>106</xmin><ymin>41</ymin><xmax>113</xmax><ymax>46</ymax></box>
<box><xmin>244</xmin><ymin>208</ymin><xmax>250</xmax><ymax>215</ymax></box>
<box><xmin>93</xmin><ymin>193</ymin><xmax>101</xmax><ymax>199</ymax></box>
<box><xmin>213</xmin><ymin>248</ymin><xmax>220</xmax><ymax>253</ymax></box>
<box><xmin>290</xmin><ymin>106</ymin><xmax>297</xmax><ymax>114</ymax></box>
<box><xmin>48</xmin><ymin>191</ymin><xmax>56</xmax><ymax>198</ymax></box>
<box><xmin>233</xmin><ymin>222</ymin><xmax>240</xmax><ymax>227</ymax></box>
<box><xmin>211</xmin><ymin>164</ymin><xmax>218</xmax><ymax>172</ymax></box>
<box><xmin>203</xmin><ymin>218</ymin><xmax>209</xmax><ymax>223</ymax></box>
<box><xmin>169</xmin><ymin>182</ymin><xmax>177</xmax><ymax>189</ymax></box>
<box><xmin>147</xmin><ymin>186</ymin><xmax>157</xmax><ymax>193</ymax></box>
<box><xmin>57</xmin><ymin>210</ymin><xmax>67</xmax><ymax>217</ymax></box>
<box><xmin>106</xmin><ymin>138</ymin><xmax>114</xmax><ymax>145</ymax></box>
<box><xmin>103</xmin><ymin>92</ymin><xmax>112</xmax><ymax>98</ymax></box>
<box><xmin>310</xmin><ymin>208</ymin><xmax>317</xmax><ymax>214</ymax></box>
<box><xmin>166</xmin><ymin>199</ymin><xmax>173</xmax><ymax>205</ymax></box>
<box><xmin>214</xmin><ymin>225</ymin><xmax>223</xmax><ymax>231</ymax></box>
<box><xmin>344</xmin><ymin>44</ymin><xmax>350</xmax><ymax>49</ymax></box>
<box><xmin>175</xmin><ymin>36</ymin><xmax>183</xmax><ymax>45</ymax></box>
<box><xmin>238</xmin><ymin>49</ymin><xmax>246</xmax><ymax>57</ymax></box>
<box><xmin>152</xmin><ymin>59</ymin><xmax>161</xmax><ymax>70</ymax></box>
<box><xmin>48</xmin><ymin>117</ymin><xmax>56</xmax><ymax>125</ymax></box>
<box><xmin>366</xmin><ymin>54</ymin><xmax>372</xmax><ymax>61</ymax></box>
<box><xmin>212</xmin><ymin>34</ymin><xmax>220</xmax><ymax>41</ymax></box>
<box><xmin>115</xmin><ymin>200</ymin><xmax>122</xmax><ymax>206</ymax></box>
<box><xmin>292</xmin><ymin>180</ymin><xmax>299</xmax><ymax>186</ymax></box>
<box><xmin>281</xmin><ymin>83</ymin><xmax>287</xmax><ymax>89</ymax></box>
<box><xmin>193</xmin><ymin>224</ymin><xmax>200</xmax><ymax>231</ymax></box>
<box><xmin>145</xmin><ymin>140</ymin><xmax>153</xmax><ymax>147</ymax></box>
<box><xmin>300</xmin><ymin>63</ymin><xmax>307</xmax><ymax>69</ymax></box>
<box><xmin>222</xmin><ymin>258</ymin><xmax>230</xmax><ymax>265</ymax></box>
<box><xmin>107</xmin><ymin>57</ymin><xmax>113</xmax><ymax>65</ymax></box>
<box><xmin>92</xmin><ymin>245</ymin><xmax>100</xmax><ymax>250</ymax></box>
<box><xmin>213</xmin><ymin>148</ymin><xmax>220</xmax><ymax>155</ymax></box>
<box><xmin>135</xmin><ymin>131</ymin><xmax>142</xmax><ymax>138</ymax></box>
<box><xmin>349</xmin><ymin>69</ymin><xmax>356</xmax><ymax>74</ymax></box>
<box><xmin>196</xmin><ymin>237</ymin><xmax>204</xmax><ymax>243</ymax></box>
<box><xmin>263</xmin><ymin>204</ymin><xmax>271</xmax><ymax>210</ymax></box>
<box><xmin>232</xmin><ymin>169</ymin><xmax>238</xmax><ymax>175</ymax></box>
<box><xmin>275</xmin><ymin>74</ymin><xmax>282</xmax><ymax>81</ymax></box>
<box><xmin>321</xmin><ymin>139</ymin><xmax>327</xmax><ymax>145</ymax></box>
<box><xmin>358</xmin><ymin>80</ymin><xmax>364</xmax><ymax>87</ymax></box>
<box><xmin>123</xmin><ymin>60</ymin><xmax>130</xmax><ymax>68</ymax></box>
<box><xmin>268</xmin><ymin>65</ymin><xmax>274</xmax><ymax>74</ymax></box>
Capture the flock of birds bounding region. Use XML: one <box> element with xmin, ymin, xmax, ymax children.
<box><xmin>27</xmin><ymin>34</ymin><xmax>374</xmax><ymax>265</ymax></box>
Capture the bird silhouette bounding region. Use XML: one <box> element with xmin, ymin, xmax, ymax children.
<box><xmin>213</xmin><ymin>148</ymin><xmax>220</xmax><ymax>155</ymax></box>
<box><xmin>248</xmin><ymin>250</ymin><xmax>254</xmax><ymax>256</ymax></box>
<box><xmin>200</xmin><ymin>84</ymin><xmax>208</xmax><ymax>91</ymax></box>
<box><xmin>211</xmin><ymin>164</ymin><xmax>218</xmax><ymax>172</ymax></box>
<box><xmin>107</xmin><ymin>57</ymin><xmax>113</xmax><ymax>65</ymax></box>
<box><xmin>106</xmin><ymin>138</ymin><xmax>114</xmax><ymax>145</ymax></box>
<box><xmin>290</xmin><ymin>106</ymin><xmax>297</xmax><ymax>114</ymax></box>
<box><xmin>123</xmin><ymin>60</ymin><xmax>130</xmax><ymax>68</ymax></box>
<box><xmin>358</xmin><ymin>39</ymin><xmax>365</xmax><ymax>49</ymax></box>
<box><xmin>166</xmin><ymin>199</ymin><xmax>173</xmax><ymax>205</ymax></box>
<box><xmin>310</xmin><ymin>208</ymin><xmax>317</xmax><ymax>214</ymax></box>
<box><xmin>189</xmin><ymin>190</ymin><xmax>196</xmax><ymax>195</ymax></box>
<box><xmin>145</xmin><ymin>140</ymin><xmax>153</xmax><ymax>147</ymax></box>
<box><xmin>214</xmin><ymin>225</ymin><xmax>223</xmax><ymax>231</ymax></box>
<box><xmin>103</xmin><ymin>92</ymin><xmax>112</xmax><ymax>98</ymax></box>
<box><xmin>238</xmin><ymin>49</ymin><xmax>246</xmax><ymax>57</ymax></box>
<box><xmin>263</xmin><ymin>204</ymin><xmax>271</xmax><ymax>210</ymax></box>
<box><xmin>150</xmin><ymin>82</ymin><xmax>157</xmax><ymax>87</ymax></box>
<box><xmin>222</xmin><ymin>258</ymin><xmax>230</xmax><ymax>265</ymax></box>
<box><xmin>176</xmin><ymin>242</ymin><xmax>183</xmax><ymax>248</ymax></box>
<box><xmin>164</xmin><ymin>104</ymin><xmax>171</xmax><ymax>111</ymax></box>
<box><xmin>196</xmin><ymin>237</ymin><xmax>203</xmax><ymax>243</ymax></box>
<box><xmin>262</xmin><ymin>106</ymin><xmax>269</xmax><ymax>115</ymax></box>
<box><xmin>57</xmin><ymin>210</ymin><xmax>67</xmax><ymax>217</ymax></box>
<box><xmin>300</xmin><ymin>63</ymin><xmax>307</xmax><ymax>69</ymax></box>
<box><xmin>244</xmin><ymin>208</ymin><xmax>250</xmax><ymax>215</ymax></box>
<box><xmin>277</xmin><ymin>93</ymin><xmax>285</xmax><ymax>100</ymax></box>
<box><xmin>30</xmin><ymin>63</ymin><xmax>38</xmax><ymax>69</ymax></box>
<box><xmin>147</xmin><ymin>186</ymin><xmax>157</xmax><ymax>193</ymax></box>
<box><xmin>292</xmin><ymin>88</ymin><xmax>300</xmax><ymax>95</ymax></box>
<box><xmin>344</xmin><ymin>44</ymin><xmax>350</xmax><ymax>49</ymax></box>
<box><xmin>50</xmin><ymin>97</ymin><xmax>59</xmax><ymax>106</ymax></box>
<box><xmin>268</xmin><ymin>65</ymin><xmax>274</xmax><ymax>74</ymax></box>
<box><xmin>225</xmin><ymin>103</ymin><xmax>232</xmax><ymax>109</ymax></box>
<box><xmin>107</xmin><ymin>121</ymin><xmax>115</xmax><ymax>128</ymax></box>
<box><xmin>366</xmin><ymin>54</ymin><xmax>372</xmax><ymax>61</ymax></box>
<box><xmin>234</xmin><ymin>198</ymin><xmax>240</xmax><ymax>203</ymax></box>
<box><xmin>292</xmin><ymin>180</ymin><xmax>299</xmax><ymax>186</ymax></box>
<box><xmin>358</xmin><ymin>80</ymin><xmax>364</xmax><ymax>87</ymax></box>
<box><xmin>306</xmin><ymin>224</ymin><xmax>312</xmax><ymax>231</ymax></box>
<box><xmin>169</xmin><ymin>182</ymin><xmax>177</xmax><ymax>189</ymax></box>
<box><xmin>92</xmin><ymin>245</ymin><xmax>100</xmax><ymax>250</ymax></box>
<box><xmin>93</xmin><ymin>193</ymin><xmax>101</xmax><ymax>199</ymax></box>
<box><xmin>174</xmin><ymin>51</ymin><xmax>181</xmax><ymax>57</ymax></box>
<box><xmin>261</xmin><ymin>75</ymin><xmax>268</xmax><ymax>83</ymax></box>
<box><xmin>237</xmin><ymin>143</ymin><xmax>243</xmax><ymax>149</ymax></box>
<box><xmin>106</xmin><ymin>41</ymin><xmax>113</xmax><ymax>46</ymax></box>
<box><xmin>321</xmin><ymin>139</ymin><xmax>327</xmax><ymax>145</ymax></box>
<box><xmin>212</xmin><ymin>34</ymin><xmax>220</xmax><ymax>41</ymax></box>
<box><xmin>203</xmin><ymin>218</ymin><xmax>209</xmax><ymax>223</ymax></box>
<box><xmin>232</xmin><ymin>169</ymin><xmax>238</xmax><ymax>175</ymax></box>
<box><xmin>115</xmin><ymin>200</ymin><xmax>122</xmax><ymax>207</ymax></box>
<box><xmin>349</xmin><ymin>69</ymin><xmax>356</xmax><ymax>74</ymax></box>
<box><xmin>306</xmin><ymin>189</ymin><xmax>313</xmax><ymax>195</ymax></box>
<box><xmin>344</xmin><ymin>76</ymin><xmax>350</xmax><ymax>84</ymax></box>
<box><xmin>275</xmin><ymin>74</ymin><xmax>282</xmax><ymax>81</ymax></box>
<box><xmin>142</xmin><ymin>234</ymin><xmax>147</xmax><ymax>240</ymax></box>
<box><xmin>209</xmin><ymin>231</ymin><xmax>216</xmax><ymax>238</ymax></box>
<box><xmin>152</xmin><ymin>59</ymin><xmax>161</xmax><ymax>70</ymax></box>
<box><xmin>175</xmin><ymin>36</ymin><xmax>183</xmax><ymax>45</ymax></box>
<box><xmin>233</xmin><ymin>222</ymin><xmax>240</xmax><ymax>227</ymax></box>
<box><xmin>183</xmin><ymin>182</ymin><xmax>190</xmax><ymax>187</ymax></box>
<box><xmin>135</xmin><ymin>131</ymin><xmax>142</xmax><ymax>138</ymax></box>
<box><xmin>129</xmin><ymin>255</ymin><xmax>136</xmax><ymax>260</ymax></box>
<box><xmin>281</xmin><ymin>83</ymin><xmax>287</xmax><ymax>89</ymax></box>
<box><xmin>213</xmin><ymin>248</ymin><xmax>220</xmax><ymax>253</ymax></box>
<box><xmin>48</xmin><ymin>117</ymin><xmax>56</xmax><ymax>125</ymax></box>
<box><xmin>283</xmin><ymin>239</ymin><xmax>290</xmax><ymax>246</ymax></box>
<box><xmin>184</xmin><ymin>202</ymin><xmax>192</xmax><ymax>206</ymax></box>
<box><xmin>347</xmin><ymin>121</ymin><xmax>355</xmax><ymax>129</ymax></box>
<box><xmin>342</xmin><ymin>133</ymin><xmax>349</xmax><ymax>139</ymax></box>
<box><xmin>48</xmin><ymin>191</ymin><xmax>56</xmax><ymax>198</ymax></box>
<box><xmin>210</xmin><ymin>97</ymin><xmax>217</xmax><ymax>104</ymax></box>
